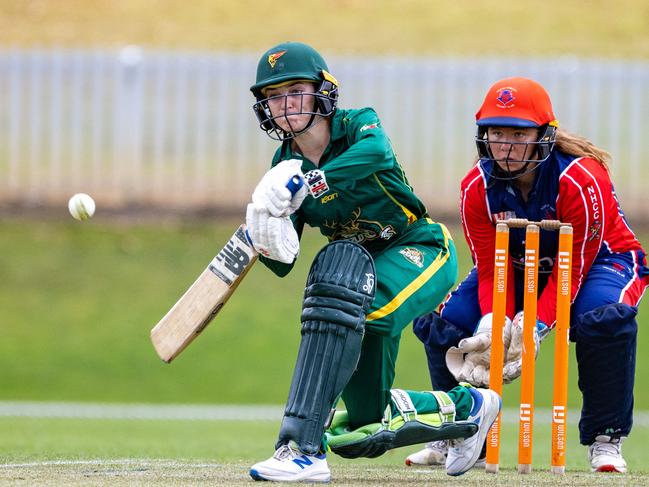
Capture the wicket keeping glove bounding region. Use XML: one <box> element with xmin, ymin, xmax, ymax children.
<box><xmin>502</xmin><ymin>311</ymin><xmax>549</xmax><ymax>383</ymax></box>
<box><xmin>445</xmin><ymin>313</ymin><xmax>513</xmax><ymax>387</ymax></box>
<box><xmin>252</xmin><ymin>159</ymin><xmax>307</xmax><ymax>217</ymax></box>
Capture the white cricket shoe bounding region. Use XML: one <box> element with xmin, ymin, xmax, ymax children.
<box><xmin>445</xmin><ymin>388</ymin><xmax>501</xmax><ymax>476</ymax></box>
<box><xmin>249</xmin><ymin>443</ymin><xmax>331</xmax><ymax>483</ymax></box>
<box><xmin>589</xmin><ymin>435</ymin><xmax>627</xmax><ymax>473</ymax></box>
<box><xmin>405</xmin><ymin>440</ymin><xmax>448</xmax><ymax>466</ymax></box>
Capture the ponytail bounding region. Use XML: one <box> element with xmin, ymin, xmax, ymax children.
<box><xmin>554</xmin><ymin>128</ymin><xmax>611</xmax><ymax>170</ymax></box>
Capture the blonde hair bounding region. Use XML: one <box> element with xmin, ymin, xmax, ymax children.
<box><xmin>554</xmin><ymin>128</ymin><xmax>611</xmax><ymax>170</ymax></box>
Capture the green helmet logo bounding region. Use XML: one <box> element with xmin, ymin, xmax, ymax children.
<box><xmin>267</xmin><ymin>50</ymin><xmax>287</xmax><ymax>69</ymax></box>
<box><xmin>251</xmin><ymin>42</ymin><xmax>339</xmax><ymax>141</ymax></box>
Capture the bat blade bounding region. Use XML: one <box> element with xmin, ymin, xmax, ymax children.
<box><xmin>150</xmin><ymin>224</ymin><xmax>258</xmax><ymax>363</ymax></box>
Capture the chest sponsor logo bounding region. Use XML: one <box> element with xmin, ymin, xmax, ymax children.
<box><xmin>492</xmin><ymin>210</ymin><xmax>517</xmax><ymax>222</ymax></box>
<box><xmin>399</xmin><ymin>247</ymin><xmax>424</xmax><ymax>268</ymax></box>
<box><xmin>320</xmin><ymin>192</ymin><xmax>338</xmax><ymax>204</ymax></box>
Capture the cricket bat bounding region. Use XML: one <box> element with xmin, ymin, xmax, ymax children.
<box><xmin>150</xmin><ymin>176</ymin><xmax>302</xmax><ymax>363</ymax></box>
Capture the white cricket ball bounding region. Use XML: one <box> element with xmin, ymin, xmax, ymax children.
<box><xmin>68</xmin><ymin>193</ymin><xmax>96</xmax><ymax>221</ymax></box>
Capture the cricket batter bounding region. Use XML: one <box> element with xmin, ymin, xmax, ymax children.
<box><xmin>244</xmin><ymin>41</ymin><xmax>501</xmax><ymax>482</ymax></box>
<box><xmin>409</xmin><ymin>77</ymin><xmax>648</xmax><ymax>473</ymax></box>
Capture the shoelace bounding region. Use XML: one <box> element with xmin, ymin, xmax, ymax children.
<box><xmin>273</xmin><ymin>444</ymin><xmax>298</xmax><ymax>460</ymax></box>
<box><xmin>591</xmin><ymin>441</ymin><xmax>621</xmax><ymax>458</ymax></box>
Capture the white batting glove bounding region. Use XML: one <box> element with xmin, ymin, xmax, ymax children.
<box><xmin>445</xmin><ymin>313</ymin><xmax>513</xmax><ymax>387</ymax></box>
<box><xmin>246</xmin><ymin>203</ymin><xmax>272</xmax><ymax>258</ymax></box>
<box><xmin>265</xmin><ymin>215</ymin><xmax>300</xmax><ymax>263</ymax></box>
<box><xmin>502</xmin><ymin>311</ymin><xmax>549</xmax><ymax>383</ymax></box>
<box><xmin>252</xmin><ymin>159</ymin><xmax>307</xmax><ymax>217</ymax></box>
<box><xmin>245</xmin><ymin>203</ymin><xmax>299</xmax><ymax>264</ymax></box>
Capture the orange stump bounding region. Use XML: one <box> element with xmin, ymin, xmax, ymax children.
<box><xmin>488</xmin><ymin>219</ymin><xmax>573</xmax><ymax>475</ymax></box>
<box><xmin>485</xmin><ymin>223</ymin><xmax>510</xmax><ymax>474</ymax></box>
<box><xmin>518</xmin><ymin>224</ymin><xmax>540</xmax><ymax>474</ymax></box>
<box><xmin>551</xmin><ymin>225</ymin><xmax>573</xmax><ymax>474</ymax></box>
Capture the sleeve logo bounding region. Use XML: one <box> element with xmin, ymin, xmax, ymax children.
<box><xmin>399</xmin><ymin>247</ymin><xmax>424</xmax><ymax>268</ymax></box>
<box><xmin>360</xmin><ymin>122</ymin><xmax>379</xmax><ymax>132</ymax></box>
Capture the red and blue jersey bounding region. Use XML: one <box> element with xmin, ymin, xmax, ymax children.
<box><xmin>460</xmin><ymin>150</ymin><xmax>646</xmax><ymax>326</ymax></box>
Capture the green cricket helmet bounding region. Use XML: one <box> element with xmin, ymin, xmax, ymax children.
<box><xmin>251</xmin><ymin>42</ymin><xmax>339</xmax><ymax>140</ymax></box>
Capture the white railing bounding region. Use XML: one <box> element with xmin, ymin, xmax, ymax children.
<box><xmin>1</xmin><ymin>48</ymin><xmax>647</xmax><ymax>216</ymax></box>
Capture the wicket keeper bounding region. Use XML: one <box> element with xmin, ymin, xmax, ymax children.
<box><xmin>244</xmin><ymin>41</ymin><xmax>501</xmax><ymax>482</ymax></box>
<box><xmin>410</xmin><ymin>77</ymin><xmax>649</xmax><ymax>473</ymax></box>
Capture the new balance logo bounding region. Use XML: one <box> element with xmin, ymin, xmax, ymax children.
<box><xmin>292</xmin><ymin>455</ymin><xmax>313</xmax><ymax>469</ymax></box>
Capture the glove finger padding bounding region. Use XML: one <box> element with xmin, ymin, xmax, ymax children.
<box><xmin>252</xmin><ymin>159</ymin><xmax>307</xmax><ymax>217</ymax></box>
<box><xmin>458</xmin><ymin>351</ymin><xmax>491</xmax><ymax>387</ymax></box>
<box><xmin>245</xmin><ymin>204</ymin><xmax>299</xmax><ymax>263</ymax></box>
<box><xmin>245</xmin><ymin>203</ymin><xmax>271</xmax><ymax>257</ymax></box>
<box><xmin>266</xmin><ymin>216</ymin><xmax>300</xmax><ymax>264</ymax></box>
<box><xmin>502</xmin><ymin>311</ymin><xmax>542</xmax><ymax>383</ymax></box>
<box><xmin>445</xmin><ymin>333</ymin><xmax>492</xmax><ymax>386</ymax></box>
<box><xmin>445</xmin><ymin>314</ymin><xmax>514</xmax><ymax>387</ymax></box>
<box><xmin>502</xmin><ymin>359</ymin><xmax>523</xmax><ymax>384</ymax></box>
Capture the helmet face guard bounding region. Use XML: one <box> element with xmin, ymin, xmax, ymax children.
<box><xmin>474</xmin><ymin>77</ymin><xmax>558</xmax><ymax>181</ymax></box>
<box><xmin>251</xmin><ymin>42</ymin><xmax>338</xmax><ymax>141</ymax></box>
<box><xmin>252</xmin><ymin>78</ymin><xmax>338</xmax><ymax>141</ymax></box>
<box><xmin>475</xmin><ymin>123</ymin><xmax>557</xmax><ymax>180</ymax></box>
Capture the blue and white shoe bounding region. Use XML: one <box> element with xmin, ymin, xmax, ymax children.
<box><xmin>445</xmin><ymin>388</ymin><xmax>501</xmax><ymax>476</ymax></box>
<box><xmin>250</xmin><ymin>443</ymin><xmax>331</xmax><ymax>483</ymax></box>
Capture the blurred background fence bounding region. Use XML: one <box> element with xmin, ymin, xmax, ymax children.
<box><xmin>1</xmin><ymin>47</ymin><xmax>648</xmax><ymax>216</ymax></box>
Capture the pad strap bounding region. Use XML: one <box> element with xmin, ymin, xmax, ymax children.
<box><xmin>428</xmin><ymin>390</ymin><xmax>456</xmax><ymax>423</ymax></box>
<box><xmin>390</xmin><ymin>389</ymin><xmax>417</xmax><ymax>422</ymax></box>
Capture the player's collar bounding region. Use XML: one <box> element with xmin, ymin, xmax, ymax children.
<box><xmin>329</xmin><ymin>109</ymin><xmax>347</xmax><ymax>141</ymax></box>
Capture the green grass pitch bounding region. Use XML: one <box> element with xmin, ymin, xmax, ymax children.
<box><xmin>0</xmin><ymin>217</ymin><xmax>647</xmax><ymax>484</ymax></box>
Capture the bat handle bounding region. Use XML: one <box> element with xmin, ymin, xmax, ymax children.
<box><xmin>286</xmin><ymin>174</ymin><xmax>304</xmax><ymax>196</ymax></box>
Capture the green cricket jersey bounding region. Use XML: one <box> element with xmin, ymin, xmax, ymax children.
<box><xmin>256</xmin><ymin>106</ymin><xmax>459</xmax><ymax>427</ymax></box>
<box><xmin>260</xmin><ymin>107</ymin><xmax>432</xmax><ymax>276</ymax></box>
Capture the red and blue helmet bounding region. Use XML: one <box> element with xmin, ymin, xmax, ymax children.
<box><xmin>475</xmin><ymin>77</ymin><xmax>559</xmax><ymax>170</ymax></box>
